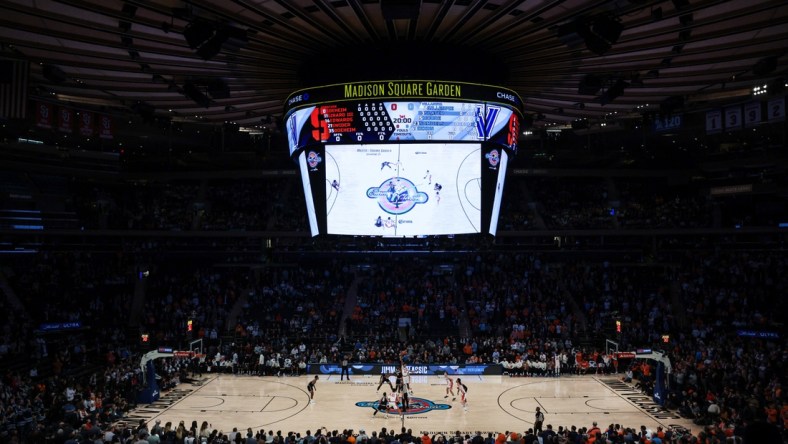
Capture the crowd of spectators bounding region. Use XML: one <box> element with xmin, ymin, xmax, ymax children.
<box><xmin>71</xmin><ymin>178</ymin><xmax>307</xmax><ymax>233</ymax></box>
<box><xmin>1</xmin><ymin>171</ymin><xmax>786</xmax><ymax>443</ymax></box>
<box><xmin>0</xmin><ymin>252</ymin><xmax>145</xmax><ymax>444</ymax></box>
<box><xmin>0</xmin><ymin>243</ymin><xmax>784</xmax><ymax>442</ymax></box>
<box><xmin>526</xmin><ymin>178</ymin><xmax>615</xmax><ymax>229</ymax></box>
<box><xmin>614</xmin><ymin>180</ymin><xmax>710</xmax><ymax>230</ymax></box>
<box><xmin>5</xmin><ymin>169</ymin><xmax>786</xmax><ymax>234</ymax></box>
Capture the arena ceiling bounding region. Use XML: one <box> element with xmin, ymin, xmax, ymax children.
<box><xmin>1</xmin><ymin>0</ymin><xmax>787</xmax><ymax>130</ymax></box>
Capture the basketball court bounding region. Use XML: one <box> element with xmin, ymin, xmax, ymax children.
<box><xmin>125</xmin><ymin>374</ymin><xmax>694</xmax><ymax>436</ymax></box>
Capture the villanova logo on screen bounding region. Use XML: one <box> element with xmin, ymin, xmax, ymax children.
<box><xmin>474</xmin><ymin>105</ymin><xmax>501</xmax><ymax>139</ymax></box>
<box><xmin>355</xmin><ymin>397</ymin><xmax>451</xmax><ymax>415</ymax></box>
<box><xmin>367</xmin><ymin>177</ymin><xmax>428</xmax><ymax>215</ymax></box>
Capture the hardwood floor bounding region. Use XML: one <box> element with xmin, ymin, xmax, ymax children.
<box><xmin>125</xmin><ymin>374</ymin><xmax>694</xmax><ymax>437</ymax></box>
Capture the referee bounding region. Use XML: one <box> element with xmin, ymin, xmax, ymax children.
<box><xmin>340</xmin><ymin>355</ymin><xmax>350</xmax><ymax>381</ymax></box>
<box><xmin>534</xmin><ymin>406</ymin><xmax>544</xmax><ymax>434</ymax></box>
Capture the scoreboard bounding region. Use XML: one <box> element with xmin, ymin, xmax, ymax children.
<box><xmin>284</xmin><ymin>80</ymin><xmax>523</xmax><ymax>238</ymax></box>
<box><xmin>285</xmin><ymin>81</ymin><xmax>523</xmax><ymax>155</ymax></box>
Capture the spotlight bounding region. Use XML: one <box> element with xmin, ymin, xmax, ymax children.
<box><xmin>599</xmin><ymin>79</ymin><xmax>629</xmax><ymax>106</ymax></box>
<box><xmin>207</xmin><ymin>79</ymin><xmax>230</xmax><ymax>99</ymax></box>
<box><xmin>592</xmin><ymin>15</ymin><xmax>623</xmax><ymax>44</ymax></box>
<box><xmin>671</xmin><ymin>0</ymin><xmax>689</xmax><ymax>11</ymax></box>
<box><xmin>558</xmin><ymin>15</ymin><xmax>624</xmax><ymax>56</ymax></box>
<box><xmin>753</xmin><ymin>56</ymin><xmax>777</xmax><ymax>76</ymax></box>
<box><xmin>184</xmin><ymin>21</ymin><xmax>223</xmax><ymax>60</ymax></box>
<box><xmin>183</xmin><ymin>21</ymin><xmax>247</xmax><ymax>60</ymax></box>
<box><xmin>183</xmin><ymin>82</ymin><xmax>211</xmax><ymax>108</ymax></box>
<box><xmin>578</xmin><ymin>74</ymin><xmax>603</xmax><ymax>95</ymax></box>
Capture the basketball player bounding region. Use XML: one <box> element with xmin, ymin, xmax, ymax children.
<box><xmin>456</xmin><ymin>377</ymin><xmax>468</xmax><ymax>412</ymax></box>
<box><xmin>331</xmin><ymin>180</ymin><xmax>340</xmax><ymax>191</ymax></box>
<box><xmin>400</xmin><ymin>362</ymin><xmax>413</xmax><ymax>395</ymax></box>
<box><xmin>377</xmin><ymin>372</ymin><xmax>395</xmax><ymax>392</ymax></box>
<box><xmin>386</xmin><ymin>391</ymin><xmax>399</xmax><ymax>418</ymax></box>
<box><xmin>373</xmin><ymin>392</ymin><xmax>388</xmax><ymax>417</ymax></box>
<box><xmin>399</xmin><ymin>390</ymin><xmax>410</xmax><ymax>417</ymax></box>
<box><xmin>444</xmin><ymin>372</ymin><xmax>455</xmax><ymax>400</ymax></box>
<box><xmin>394</xmin><ymin>371</ymin><xmax>404</xmax><ymax>394</ymax></box>
<box><xmin>423</xmin><ymin>170</ymin><xmax>431</xmax><ymax>184</ymax></box>
<box><xmin>307</xmin><ymin>375</ymin><xmax>318</xmax><ymax>404</ymax></box>
<box><xmin>434</xmin><ymin>183</ymin><xmax>442</xmax><ymax>204</ymax></box>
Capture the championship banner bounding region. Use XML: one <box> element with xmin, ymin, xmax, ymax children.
<box><xmin>58</xmin><ymin>107</ymin><xmax>73</xmax><ymax>133</ymax></box>
<box><xmin>705</xmin><ymin>110</ymin><xmax>722</xmax><ymax>134</ymax></box>
<box><xmin>79</xmin><ymin>111</ymin><xmax>94</xmax><ymax>136</ymax></box>
<box><xmin>35</xmin><ymin>101</ymin><xmax>52</xmax><ymax>129</ymax></box>
<box><xmin>768</xmin><ymin>97</ymin><xmax>785</xmax><ymax>122</ymax></box>
<box><xmin>744</xmin><ymin>102</ymin><xmax>761</xmax><ymax>127</ymax></box>
<box><xmin>98</xmin><ymin>114</ymin><xmax>113</xmax><ymax>139</ymax></box>
<box><xmin>307</xmin><ymin>363</ymin><xmax>502</xmax><ymax>376</ymax></box>
<box><xmin>724</xmin><ymin>106</ymin><xmax>742</xmax><ymax>130</ymax></box>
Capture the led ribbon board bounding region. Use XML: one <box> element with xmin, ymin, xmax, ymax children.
<box><xmin>285</xmin><ymin>80</ymin><xmax>523</xmax><ymax>156</ymax></box>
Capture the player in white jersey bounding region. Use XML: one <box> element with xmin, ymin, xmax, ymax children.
<box><xmin>456</xmin><ymin>377</ymin><xmax>468</xmax><ymax>412</ymax></box>
<box><xmin>401</xmin><ymin>363</ymin><xmax>413</xmax><ymax>394</ymax></box>
<box><xmin>386</xmin><ymin>391</ymin><xmax>399</xmax><ymax>418</ymax></box>
<box><xmin>444</xmin><ymin>372</ymin><xmax>455</xmax><ymax>400</ymax></box>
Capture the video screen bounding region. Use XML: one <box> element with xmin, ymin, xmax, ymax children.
<box><xmin>489</xmin><ymin>150</ymin><xmax>508</xmax><ymax>236</ymax></box>
<box><xmin>325</xmin><ymin>143</ymin><xmax>481</xmax><ymax>237</ymax></box>
<box><xmin>298</xmin><ymin>151</ymin><xmax>319</xmax><ymax>236</ymax></box>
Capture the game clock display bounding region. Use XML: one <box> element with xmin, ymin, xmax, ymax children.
<box><xmin>287</xmin><ymin>100</ymin><xmax>519</xmax><ymax>155</ymax></box>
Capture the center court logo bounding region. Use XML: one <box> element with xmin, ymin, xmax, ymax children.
<box><xmin>355</xmin><ymin>397</ymin><xmax>451</xmax><ymax>415</ymax></box>
<box><xmin>367</xmin><ymin>177</ymin><xmax>428</xmax><ymax>215</ymax></box>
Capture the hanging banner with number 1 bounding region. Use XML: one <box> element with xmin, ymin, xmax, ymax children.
<box><xmin>706</xmin><ymin>110</ymin><xmax>722</xmax><ymax>134</ymax></box>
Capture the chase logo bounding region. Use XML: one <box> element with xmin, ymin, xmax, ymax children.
<box><xmin>355</xmin><ymin>397</ymin><xmax>451</xmax><ymax>415</ymax></box>
<box><xmin>307</xmin><ymin>151</ymin><xmax>322</xmax><ymax>169</ymax></box>
<box><xmin>485</xmin><ymin>149</ymin><xmax>500</xmax><ymax>167</ymax></box>
<box><xmin>367</xmin><ymin>177</ymin><xmax>428</xmax><ymax>215</ymax></box>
